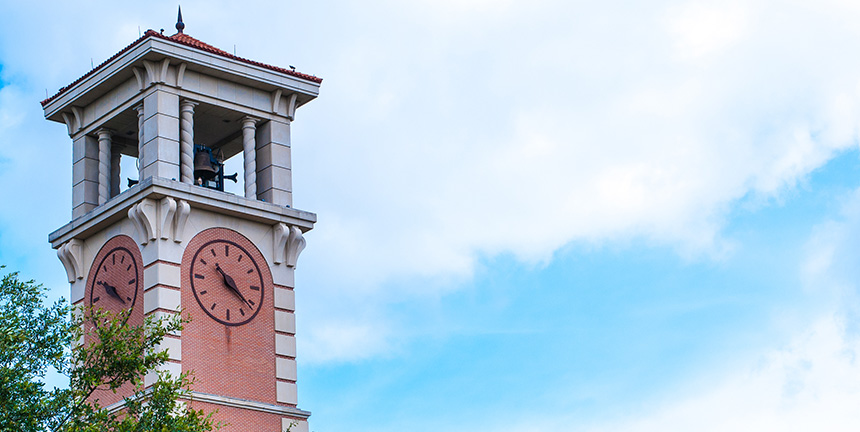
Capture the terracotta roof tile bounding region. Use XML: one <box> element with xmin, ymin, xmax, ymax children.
<box><xmin>41</xmin><ymin>30</ymin><xmax>321</xmax><ymax>107</ymax></box>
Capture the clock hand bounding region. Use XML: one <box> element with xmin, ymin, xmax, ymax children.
<box><xmin>97</xmin><ymin>281</ymin><xmax>127</xmax><ymax>304</ymax></box>
<box><xmin>215</xmin><ymin>264</ymin><xmax>253</xmax><ymax>308</ymax></box>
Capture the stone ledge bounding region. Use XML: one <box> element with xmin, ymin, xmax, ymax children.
<box><xmin>50</xmin><ymin>176</ymin><xmax>315</xmax><ymax>248</ymax></box>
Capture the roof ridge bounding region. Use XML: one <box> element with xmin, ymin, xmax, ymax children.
<box><xmin>41</xmin><ymin>29</ymin><xmax>321</xmax><ymax>107</ymax></box>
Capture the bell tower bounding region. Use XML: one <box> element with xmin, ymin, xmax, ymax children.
<box><xmin>43</xmin><ymin>13</ymin><xmax>320</xmax><ymax>432</ymax></box>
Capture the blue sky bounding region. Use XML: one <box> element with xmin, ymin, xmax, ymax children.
<box><xmin>4</xmin><ymin>0</ymin><xmax>860</xmax><ymax>430</ymax></box>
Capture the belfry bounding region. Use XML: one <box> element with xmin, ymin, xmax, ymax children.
<box><xmin>43</xmin><ymin>12</ymin><xmax>320</xmax><ymax>431</ymax></box>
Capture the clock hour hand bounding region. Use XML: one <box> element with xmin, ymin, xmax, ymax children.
<box><xmin>215</xmin><ymin>264</ymin><xmax>253</xmax><ymax>308</ymax></box>
<box><xmin>97</xmin><ymin>281</ymin><xmax>126</xmax><ymax>304</ymax></box>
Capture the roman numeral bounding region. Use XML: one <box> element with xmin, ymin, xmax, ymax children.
<box><xmin>226</xmin><ymin>309</ymin><xmax>231</xmax><ymax>321</ymax></box>
<box><xmin>211</xmin><ymin>248</ymin><xmax>216</xmax><ymax>257</ymax></box>
<box><xmin>250</xmin><ymin>286</ymin><xmax>260</xmax><ymax>291</ymax></box>
<box><xmin>210</xmin><ymin>303</ymin><xmax>217</xmax><ymax>310</ymax></box>
<box><xmin>194</xmin><ymin>274</ymin><xmax>205</xmax><ymax>279</ymax></box>
<box><xmin>93</xmin><ymin>296</ymin><xmax>100</xmax><ymax>303</ymax></box>
<box><xmin>200</xmin><ymin>290</ymin><xmax>208</xmax><ymax>295</ymax></box>
<box><xmin>248</xmin><ymin>299</ymin><xmax>255</xmax><ymax>306</ymax></box>
<box><xmin>225</xmin><ymin>245</ymin><xmax>229</xmax><ymax>256</ymax></box>
<box><xmin>246</xmin><ymin>269</ymin><xmax>253</xmax><ymax>274</ymax></box>
<box><xmin>239</xmin><ymin>308</ymin><xmax>245</xmax><ymax>316</ymax></box>
<box><xmin>112</xmin><ymin>255</ymin><xmax>116</xmax><ymax>265</ymax></box>
<box><xmin>238</xmin><ymin>255</ymin><xmax>243</xmax><ymax>262</ymax></box>
<box><xmin>128</xmin><ymin>279</ymin><xmax>136</xmax><ymax>285</ymax></box>
<box><xmin>126</xmin><ymin>264</ymin><xmax>132</xmax><ymax>271</ymax></box>
<box><xmin>120</xmin><ymin>255</ymin><xmax>125</xmax><ymax>264</ymax></box>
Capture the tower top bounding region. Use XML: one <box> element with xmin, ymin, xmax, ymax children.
<box><xmin>176</xmin><ymin>6</ymin><xmax>185</xmax><ymax>34</ymax></box>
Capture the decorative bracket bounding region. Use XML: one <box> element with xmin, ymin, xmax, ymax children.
<box><xmin>61</xmin><ymin>106</ymin><xmax>84</xmax><ymax>136</ymax></box>
<box><xmin>176</xmin><ymin>62</ymin><xmax>187</xmax><ymax>88</ymax></box>
<box><xmin>132</xmin><ymin>67</ymin><xmax>146</xmax><ymax>91</ymax></box>
<box><xmin>157</xmin><ymin>197</ymin><xmax>191</xmax><ymax>243</ymax></box>
<box><xmin>174</xmin><ymin>200</ymin><xmax>191</xmax><ymax>243</ymax></box>
<box><xmin>57</xmin><ymin>239</ymin><xmax>83</xmax><ymax>283</ymax></box>
<box><xmin>273</xmin><ymin>223</ymin><xmax>306</xmax><ymax>268</ymax></box>
<box><xmin>128</xmin><ymin>198</ymin><xmax>157</xmax><ymax>245</ymax></box>
<box><xmin>286</xmin><ymin>93</ymin><xmax>298</xmax><ymax>120</ymax></box>
<box><xmin>159</xmin><ymin>197</ymin><xmax>177</xmax><ymax>240</ymax></box>
<box><xmin>272</xmin><ymin>89</ymin><xmax>283</xmax><ymax>114</ymax></box>
<box><xmin>142</xmin><ymin>59</ymin><xmax>171</xmax><ymax>85</ymax></box>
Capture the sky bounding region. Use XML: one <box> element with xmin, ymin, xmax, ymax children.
<box><xmin>3</xmin><ymin>0</ymin><xmax>860</xmax><ymax>430</ymax></box>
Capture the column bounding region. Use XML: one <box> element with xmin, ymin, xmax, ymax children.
<box><xmin>179</xmin><ymin>100</ymin><xmax>197</xmax><ymax>184</ymax></box>
<box><xmin>72</xmin><ymin>134</ymin><xmax>99</xmax><ymax>218</ymax></box>
<box><xmin>139</xmin><ymin>88</ymin><xmax>180</xmax><ymax>182</ymax></box>
<box><xmin>96</xmin><ymin>128</ymin><xmax>112</xmax><ymax>205</ymax></box>
<box><xmin>255</xmin><ymin>119</ymin><xmax>292</xmax><ymax>206</ymax></box>
<box><xmin>134</xmin><ymin>103</ymin><xmax>144</xmax><ymax>181</ymax></box>
<box><xmin>110</xmin><ymin>143</ymin><xmax>121</xmax><ymax>198</ymax></box>
<box><xmin>242</xmin><ymin>116</ymin><xmax>259</xmax><ymax>199</ymax></box>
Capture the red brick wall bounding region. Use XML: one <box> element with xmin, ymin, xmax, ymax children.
<box><xmin>186</xmin><ymin>400</ymin><xmax>304</xmax><ymax>432</ymax></box>
<box><xmin>181</xmin><ymin>227</ymin><xmax>277</xmax><ymax>404</ymax></box>
<box><xmin>82</xmin><ymin>234</ymin><xmax>145</xmax><ymax>408</ymax></box>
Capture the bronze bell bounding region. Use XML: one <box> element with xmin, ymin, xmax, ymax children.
<box><xmin>193</xmin><ymin>148</ymin><xmax>218</xmax><ymax>182</ymax></box>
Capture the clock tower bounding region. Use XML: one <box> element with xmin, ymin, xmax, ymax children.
<box><xmin>43</xmin><ymin>14</ymin><xmax>320</xmax><ymax>432</ymax></box>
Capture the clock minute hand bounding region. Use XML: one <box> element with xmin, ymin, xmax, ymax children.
<box><xmin>97</xmin><ymin>281</ymin><xmax>126</xmax><ymax>304</ymax></box>
<box><xmin>215</xmin><ymin>264</ymin><xmax>253</xmax><ymax>308</ymax></box>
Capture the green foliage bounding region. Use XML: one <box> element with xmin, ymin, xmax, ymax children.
<box><xmin>0</xmin><ymin>269</ymin><xmax>72</xmax><ymax>431</ymax></box>
<box><xmin>0</xmin><ymin>268</ymin><xmax>219</xmax><ymax>432</ymax></box>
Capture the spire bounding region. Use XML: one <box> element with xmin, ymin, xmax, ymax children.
<box><xmin>176</xmin><ymin>6</ymin><xmax>185</xmax><ymax>34</ymax></box>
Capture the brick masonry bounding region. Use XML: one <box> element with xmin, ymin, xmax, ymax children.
<box><xmin>181</xmin><ymin>227</ymin><xmax>281</xmax><ymax>407</ymax></box>
<box><xmin>82</xmin><ymin>234</ymin><xmax>145</xmax><ymax>408</ymax></box>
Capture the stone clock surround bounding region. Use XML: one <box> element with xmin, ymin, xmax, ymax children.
<box><xmin>51</xmin><ymin>177</ymin><xmax>313</xmax><ymax>430</ymax></box>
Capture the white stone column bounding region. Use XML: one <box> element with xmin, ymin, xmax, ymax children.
<box><xmin>96</xmin><ymin>128</ymin><xmax>112</xmax><ymax>205</ymax></box>
<box><xmin>242</xmin><ymin>116</ymin><xmax>259</xmax><ymax>199</ymax></box>
<box><xmin>179</xmin><ymin>100</ymin><xmax>197</xmax><ymax>184</ymax></box>
<box><xmin>110</xmin><ymin>143</ymin><xmax>121</xmax><ymax>198</ymax></box>
<box><xmin>134</xmin><ymin>103</ymin><xmax>145</xmax><ymax>180</ymax></box>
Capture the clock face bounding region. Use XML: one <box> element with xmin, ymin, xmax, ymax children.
<box><xmin>86</xmin><ymin>235</ymin><xmax>142</xmax><ymax>325</ymax></box>
<box><xmin>187</xmin><ymin>235</ymin><xmax>267</xmax><ymax>326</ymax></box>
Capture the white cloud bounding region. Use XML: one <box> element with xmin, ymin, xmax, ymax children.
<box><xmin>5</xmin><ymin>0</ymin><xmax>860</xmax><ymax>363</ymax></box>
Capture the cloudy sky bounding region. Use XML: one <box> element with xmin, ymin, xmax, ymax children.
<box><xmin>4</xmin><ymin>0</ymin><xmax>860</xmax><ymax>430</ymax></box>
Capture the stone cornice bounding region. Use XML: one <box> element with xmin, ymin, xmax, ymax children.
<box><xmin>49</xmin><ymin>177</ymin><xmax>316</xmax><ymax>248</ymax></box>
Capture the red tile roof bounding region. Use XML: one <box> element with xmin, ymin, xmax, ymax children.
<box><xmin>41</xmin><ymin>30</ymin><xmax>322</xmax><ymax>107</ymax></box>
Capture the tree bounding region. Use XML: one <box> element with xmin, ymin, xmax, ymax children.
<box><xmin>0</xmin><ymin>268</ymin><xmax>219</xmax><ymax>432</ymax></box>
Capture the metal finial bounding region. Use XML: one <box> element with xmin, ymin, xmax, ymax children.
<box><xmin>176</xmin><ymin>6</ymin><xmax>185</xmax><ymax>33</ymax></box>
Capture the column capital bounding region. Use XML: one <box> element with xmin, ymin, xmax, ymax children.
<box><xmin>133</xmin><ymin>103</ymin><xmax>145</xmax><ymax>115</ymax></box>
<box><xmin>180</xmin><ymin>99</ymin><xmax>198</xmax><ymax>110</ymax></box>
<box><xmin>95</xmin><ymin>127</ymin><xmax>113</xmax><ymax>138</ymax></box>
<box><xmin>242</xmin><ymin>116</ymin><xmax>260</xmax><ymax>128</ymax></box>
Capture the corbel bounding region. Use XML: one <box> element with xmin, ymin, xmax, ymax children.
<box><xmin>286</xmin><ymin>93</ymin><xmax>298</xmax><ymax>121</ymax></box>
<box><xmin>159</xmin><ymin>58</ymin><xmax>171</xmax><ymax>84</ymax></box>
<box><xmin>176</xmin><ymin>62</ymin><xmax>187</xmax><ymax>88</ymax></box>
<box><xmin>173</xmin><ymin>200</ymin><xmax>191</xmax><ymax>243</ymax></box>
<box><xmin>57</xmin><ymin>239</ymin><xmax>83</xmax><ymax>283</ymax></box>
<box><xmin>128</xmin><ymin>198</ymin><xmax>157</xmax><ymax>245</ymax></box>
<box><xmin>132</xmin><ymin>67</ymin><xmax>146</xmax><ymax>91</ymax></box>
<box><xmin>273</xmin><ymin>223</ymin><xmax>306</xmax><ymax>268</ymax></box>
<box><xmin>142</xmin><ymin>60</ymin><xmax>158</xmax><ymax>85</ymax></box>
<box><xmin>159</xmin><ymin>197</ymin><xmax>177</xmax><ymax>240</ymax></box>
<box><xmin>271</xmin><ymin>89</ymin><xmax>283</xmax><ymax>114</ymax></box>
<box><xmin>61</xmin><ymin>112</ymin><xmax>76</xmax><ymax>136</ymax></box>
